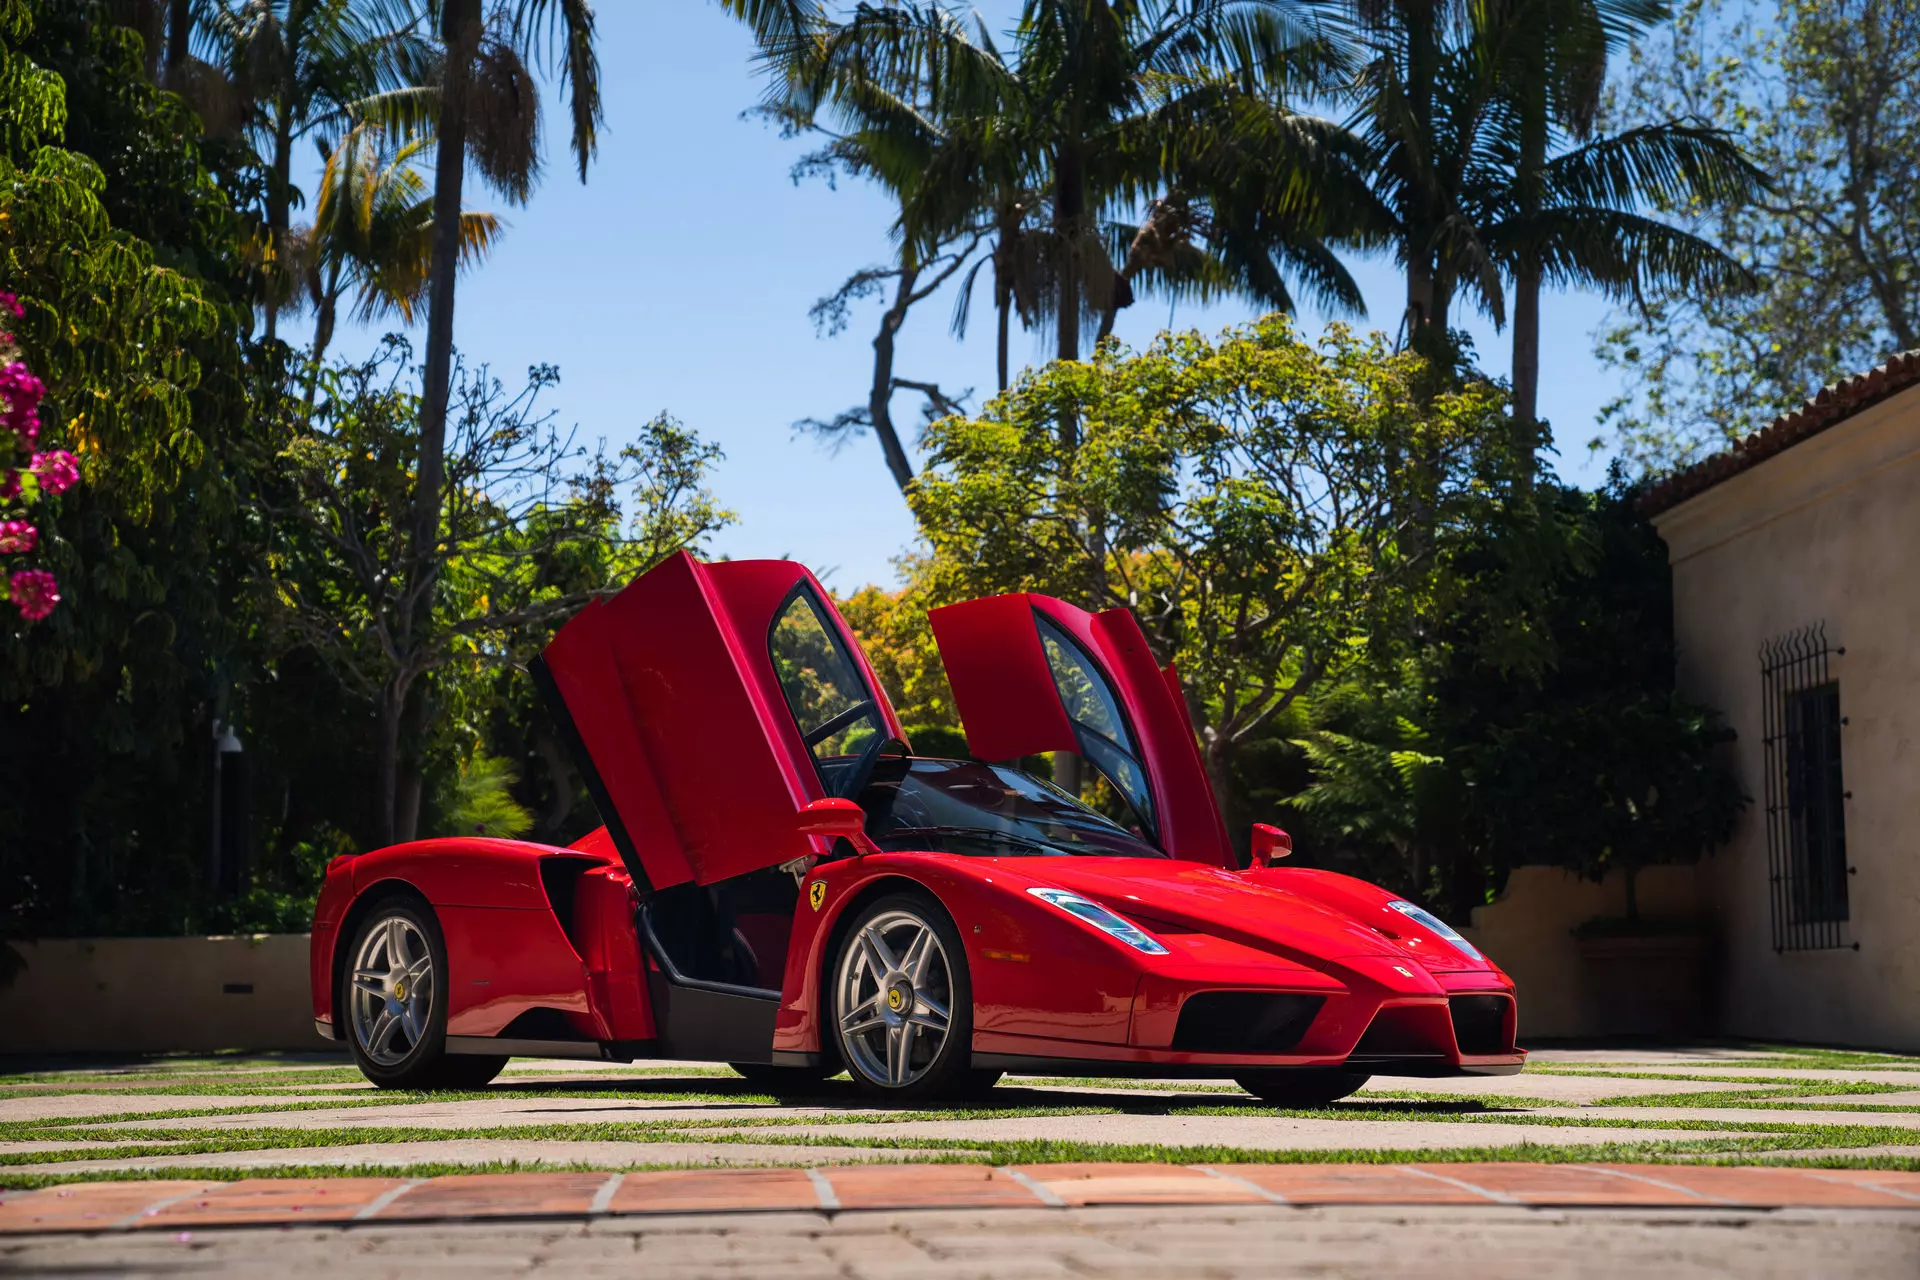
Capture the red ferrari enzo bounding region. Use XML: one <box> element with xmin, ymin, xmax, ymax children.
<box><xmin>310</xmin><ymin>552</ymin><xmax>1524</xmax><ymax>1102</ymax></box>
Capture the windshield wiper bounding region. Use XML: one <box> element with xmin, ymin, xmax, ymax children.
<box><xmin>881</xmin><ymin>824</ymin><xmax>1055</xmax><ymax>855</ymax></box>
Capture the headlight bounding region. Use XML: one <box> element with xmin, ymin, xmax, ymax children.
<box><xmin>1027</xmin><ymin>887</ymin><xmax>1169</xmax><ymax>955</ymax></box>
<box><xmin>1388</xmin><ymin>900</ymin><xmax>1484</xmax><ymax>962</ymax></box>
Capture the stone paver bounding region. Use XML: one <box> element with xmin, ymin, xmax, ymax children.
<box><xmin>731</xmin><ymin>1112</ymin><xmax>1759</xmax><ymax>1151</ymax></box>
<box><xmin>2</xmin><ymin>1140</ymin><xmax>931</xmax><ymax>1176</ymax></box>
<box><xmin>0</xmin><ymin>1093</ymin><xmax>348</xmax><ymax>1123</ymax></box>
<box><xmin>78</xmin><ymin>1094</ymin><xmax>870</xmax><ymax>1133</ymax></box>
<box><xmin>1358</xmin><ymin>1073</ymin><xmax>1778</xmax><ymax>1103</ymax></box>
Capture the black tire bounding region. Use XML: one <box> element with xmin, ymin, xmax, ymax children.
<box><xmin>342</xmin><ymin>896</ymin><xmax>507</xmax><ymax>1091</ymax></box>
<box><xmin>1233</xmin><ymin>1069</ymin><xmax>1371</xmax><ymax>1107</ymax></box>
<box><xmin>829</xmin><ymin>890</ymin><xmax>976</xmax><ymax>1102</ymax></box>
<box><xmin>729</xmin><ymin>1061</ymin><xmax>836</xmax><ymax>1094</ymax></box>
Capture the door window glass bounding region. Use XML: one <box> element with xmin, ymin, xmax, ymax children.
<box><xmin>770</xmin><ymin>589</ymin><xmax>884</xmax><ymax>771</ymax></box>
<box><xmin>1034</xmin><ymin>614</ymin><xmax>1155</xmax><ymax>832</ymax></box>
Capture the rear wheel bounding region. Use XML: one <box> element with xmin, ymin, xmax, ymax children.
<box><xmin>830</xmin><ymin>892</ymin><xmax>974</xmax><ymax>1102</ymax></box>
<box><xmin>344</xmin><ymin>897</ymin><xmax>506</xmax><ymax>1090</ymax></box>
<box><xmin>1234</xmin><ymin>1069</ymin><xmax>1371</xmax><ymax>1107</ymax></box>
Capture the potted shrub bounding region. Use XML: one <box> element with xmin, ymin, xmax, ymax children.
<box><xmin>1548</xmin><ymin>694</ymin><xmax>1745</xmax><ymax>1036</ymax></box>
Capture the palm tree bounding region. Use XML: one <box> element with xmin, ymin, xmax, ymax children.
<box><xmin>294</xmin><ymin>121</ymin><xmax>500</xmax><ymax>369</ymax></box>
<box><xmin>203</xmin><ymin>0</ymin><xmax>430</xmax><ymax>342</ymax></box>
<box><xmin>393</xmin><ymin>0</ymin><xmax>599</xmax><ymax>845</ymax></box>
<box><xmin>1475</xmin><ymin>0</ymin><xmax>1761</xmax><ymax>474</ymax></box>
<box><xmin>784</xmin><ymin>1</ymin><xmax>1364</xmax><ymax>434</ymax></box>
<box><xmin>1345</xmin><ymin>0</ymin><xmax>1761</xmax><ymax>476</ymax></box>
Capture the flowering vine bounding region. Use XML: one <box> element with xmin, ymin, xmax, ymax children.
<box><xmin>0</xmin><ymin>292</ymin><xmax>75</xmax><ymax>623</ymax></box>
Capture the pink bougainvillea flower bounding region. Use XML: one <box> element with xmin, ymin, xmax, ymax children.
<box><xmin>1</xmin><ymin>360</ymin><xmax>44</xmax><ymax>442</ymax></box>
<box><xmin>9</xmin><ymin>568</ymin><xmax>58</xmax><ymax>620</ymax></box>
<box><xmin>0</xmin><ymin>292</ymin><xmax>22</xmax><ymax>319</ymax></box>
<box><xmin>0</xmin><ymin>520</ymin><xmax>34</xmax><ymax>554</ymax></box>
<box><xmin>31</xmin><ymin>449</ymin><xmax>77</xmax><ymax>495</ymax></box>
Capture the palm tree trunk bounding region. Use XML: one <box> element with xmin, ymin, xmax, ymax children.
<box><xmin>419</xmin><ymin>0</ymin><xmax>483</xmax><ymax>512</ymax></box>
<box><xmin>1052</xmin><ymin>142</ymin><xmax>1094</xmax><ymax>801</ymax></box>
<box><xmin>167</xmin><ymin>0</ymin><xmax>191</xmax><ymax>69</ymax></box>
<box><xmin>1510</xmin><ymin>80</ymin><xmax>1549</xmax><ymax>489</ymax></box>
<box><xmin>1054</xmin><ymin>144</ymin><xmax>1083</xmax><ymax>408</ymax></box>
<box><xmin>265</xmin><ymin>114</ymin><xmax>294</xmax><ymax>343</ymax></box>
<box><xmin>996</xmin><ymin>290</ymin><xmax>1011</xmax><ymax>393</ymax></box>
<box><xmin>390</xmin><ymin>0</ymin><xmax>484</xmax><ymax>849</ymax></box>
<box><xmin>1511</xmin><ymin>261</ymin><xmax>1542</xmax><ymax>484</ymax></box>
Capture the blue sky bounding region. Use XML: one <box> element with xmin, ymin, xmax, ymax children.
<box><xmin>296</xmin><ymin>2</ymin><xmax>1626</xmax><ymax>591</ymax></box>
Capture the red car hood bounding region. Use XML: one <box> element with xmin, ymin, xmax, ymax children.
<box><xmin>1004</xmin><ymin>856</ymin><xmax>1466</xmax><ymax>973</ymax></box>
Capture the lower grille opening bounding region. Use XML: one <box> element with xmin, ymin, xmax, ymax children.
<box><xmin>1172</xmin><ymin>992</ymin><xmax>1325</xmax><ymax>1054</ymax></box>
<box><xmin>1350</xmin><ymin>1005</ymin><xmax>1450</xmax><ymax>1059</ymax></box>
<box><xmin>1449</xmin><ymin>994</ymin><xmax>1512</xmax><ymax>1055</ymax></box>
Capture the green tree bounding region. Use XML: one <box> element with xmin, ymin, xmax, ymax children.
<box><xmin>910</xmin><ymin>314</ymin><xmax>1515</xmax><ymax>829</ymax></box>
<box><xmin>1290</xmin><ymin>479</ymin><xmax>1744</xmax><ymax>918</ymax></box>
<box><xmin>1595</xmin><ymin>0</ymin><xmax>1920</xmax><ymax>470</ymax></box>
<box><xmin>0</xmin><ymin>1</ymin><xmax>265</xmax><ymax>935</ymax></box>
<box><xmin>262</xmin><ymin>339</ymin><xmax>731</xmax><ymax>844</ymax></box>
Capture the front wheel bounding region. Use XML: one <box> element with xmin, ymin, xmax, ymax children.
<box><xmin>830</xmin><ymin>892</ymin><xmax>975</xmax><ymax>1102</ymax></box>
<box><xmin>1234</xmin><ymin>1069</ymin><xmax>1371</xmax><ymax>1107</ymax></box>
<box><xmin>343</xmin><ymin>896</ymin><xmax>505</xmax><ymax>1090</ymax></box>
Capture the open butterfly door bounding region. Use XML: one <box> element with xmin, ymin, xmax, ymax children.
<box><xmin>928</xmin><ymin>593</ymin><xmax>1234</xmax><ymax>867</ymax></box>
<box><xmin>535</xmin><ymin>551</ymin><xmax>905</xmax><ymax>892</ymax></box>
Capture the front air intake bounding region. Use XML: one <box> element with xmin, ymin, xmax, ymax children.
<box><xmin>1448</xmin><ymin>994</ymin><xmax>1512</xmax><ymax>1055</ymax></box>
<box><xmin>1172</xmin><ymin>992</ymin><xmax>1325</xmax><ymax>1054</ymax></box>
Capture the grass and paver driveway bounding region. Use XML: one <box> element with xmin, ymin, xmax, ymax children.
<box><xmin>2</xmin><ymin>1044</ymin><xmax>1918</xmax><ymax>1275</ymax></box>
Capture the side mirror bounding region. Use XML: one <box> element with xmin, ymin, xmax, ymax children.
<box><xmin>797</xmin><ymin>797</ymin><xmax>877</xmax><ymax>854</ymax></box>
<box><xmin>1249</xmin><ymin>823</ymin><xmax>1292</xmax><ymax>868</ymax></box>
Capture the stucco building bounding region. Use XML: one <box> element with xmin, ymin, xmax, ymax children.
<box><xmin>1643</xmin><ymin>351</ymin><xmax>1920</xmax><ymax>1051</ymax></box>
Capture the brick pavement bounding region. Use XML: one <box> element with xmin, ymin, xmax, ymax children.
<box><xmin>4</xmin><ymin>1161</ymin><xmax>1919</xmax><ymax>1235</ymax></box>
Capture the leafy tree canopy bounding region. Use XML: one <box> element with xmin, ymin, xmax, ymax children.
<box><xmin>1595</xmin><ymin>0</ymin><xmax>1920</xmax><ymax>470</ymax></box>
<box><xmin>910</xmin><ymin>314</ymin><xmax>1517</xmax><ymax>830</ymax></box>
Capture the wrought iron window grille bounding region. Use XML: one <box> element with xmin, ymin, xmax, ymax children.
<box><xmin>1759</xmin><ymin>623</ymin><xmax>1855</xmax><ymax>953</ymax></box>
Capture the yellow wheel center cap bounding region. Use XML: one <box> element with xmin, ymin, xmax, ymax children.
<box><xmin>393</xmin><ymin>982</ymin><xmax>405</xmax><ymax>1000</ymax></box>
<box><xmin>887</xmin><ymin>989</ymin><xmax>903</xmax><ymax>1011</ymax></box>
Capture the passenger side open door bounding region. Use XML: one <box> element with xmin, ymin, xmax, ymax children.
<box><xmin>928</xmin><ymin>593</ymin><xmax>1233</xmax><ymax>867</ymax></box>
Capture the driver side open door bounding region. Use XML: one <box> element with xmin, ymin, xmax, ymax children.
<box><xmin>928</xmin><ymin>593</ymin><xmax>1234</xmax><ymax>867</ymax></box>
<box><xmin>535</xmin><ymin>551</ymin><xmax>905</xmax><ymax>893</ymax></box>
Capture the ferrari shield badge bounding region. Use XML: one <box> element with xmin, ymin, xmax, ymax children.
<box><xmin>809</xmin><ymin>881</ymin><xmax>827</xmax><ymax>912</ymax></box>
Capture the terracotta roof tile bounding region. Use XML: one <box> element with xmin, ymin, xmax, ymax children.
<box><xmin>1641</xmin><ymin>349</ymin><xmax>1920</xmax><ymax>515</ymax></box>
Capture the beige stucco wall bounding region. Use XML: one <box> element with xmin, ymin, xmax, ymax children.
<box><xmin>1652</xmin><ymin>382</ymin><xmax>1920</xmax><ymax>1052</ymax></box>
<box><xmin>0</xmin><ymin>935</ymin><xmax>319</xmax><ymax>1055</ymax></box>
<box><xmin>1458</xmin><ymin>864</ymin><xmax>1703</xmax><ymax>1040</ymax></box>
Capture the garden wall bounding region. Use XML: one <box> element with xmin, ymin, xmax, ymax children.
<box><xmin>1</xmin><ymin>870</ymin><xmax>1698</xmax><ymax>1056</ymax></box>
<box><xmin>0</xmin><ymin>935</ymin><xmax>319</xmax><ymax>1055</ymax></box>
<box><xmin>1459</xmin><ymin>864</ymin><xmax>1703</xmax><ymax>1040</ymax></box>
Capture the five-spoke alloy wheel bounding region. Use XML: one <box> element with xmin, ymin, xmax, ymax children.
<box><xmin>831</xmin><ymin>893</ymin><xmax>976</xmax><ymax>1100</ymax></box>
<box><xmin>351</xmin><ymin>912</ymin><xmax>434</xmax><ymax>1067</ymax></box>
<box><xmin>342</xmin><ymin>896</ymin><xmax>504</xmax><ymax>1090</ymax></box>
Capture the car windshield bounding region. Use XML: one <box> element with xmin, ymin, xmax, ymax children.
<box><xmin>827</xmin><ymin>757</ymin><xmax>1167</xmax><ymax>859</ymax></box>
